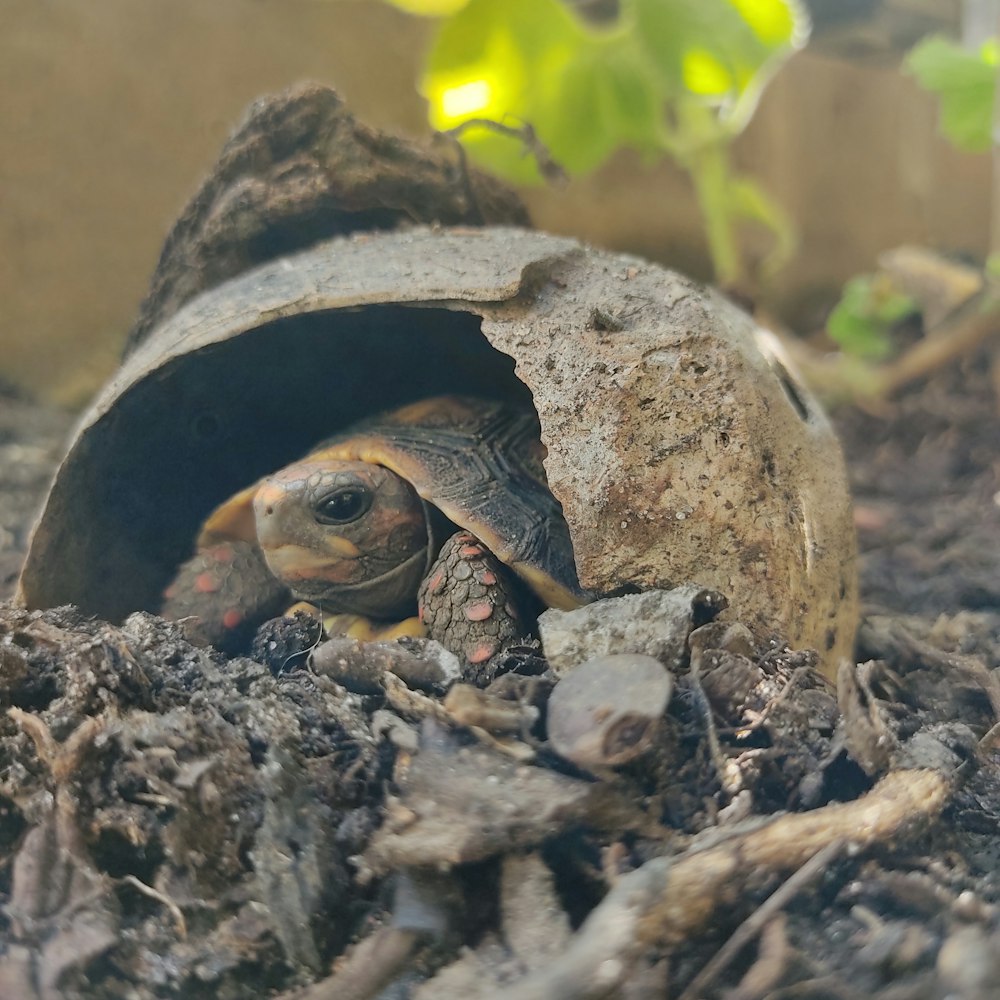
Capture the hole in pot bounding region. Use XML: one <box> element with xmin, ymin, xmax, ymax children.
<box><xmin>190</xmin><ymin>410</ymin><xmax>223</xmax><ymax>441</ymax></box>
<box><xmin>774</xmin><ymin>361</ymin><xmax>811</xmax><ymax>423</ymax></box>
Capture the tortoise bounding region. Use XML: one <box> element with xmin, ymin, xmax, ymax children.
<box><xmin>160</xmin><ymin>395</ymin><xmax>582</xmax><ymax>660</ymax></box>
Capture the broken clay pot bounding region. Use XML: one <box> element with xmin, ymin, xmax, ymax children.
<box><xmin>17</xmin><ymin>227</ymin><xmax>857</xmax><ymax>670</ymax></box>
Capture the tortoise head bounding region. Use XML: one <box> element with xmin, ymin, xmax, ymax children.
<box><xmin>252</xmin><ymin>459</ymin><xmax>430</xmax><ymax>618</ymax></box>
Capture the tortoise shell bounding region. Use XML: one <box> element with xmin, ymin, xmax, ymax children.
<box><xmin>201</xmin><ymin>395</ymin><xmax>582</xmax><ymax>612</ymax></box>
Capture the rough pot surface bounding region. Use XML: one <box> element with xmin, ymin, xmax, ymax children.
<box><xmin>18</xmin><ymin>227</ymin><xmax>857</xmax><ymax>669</ymax></box>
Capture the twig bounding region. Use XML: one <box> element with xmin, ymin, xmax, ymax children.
<box><xmin>383</xmin><ymin>674</ymin><xmax>535</xmax><ymax>761</ymax></box>
<box><xmin>289</xmin><ymin>926</ymin><xmax>420</xmax><ymax>1000</ymax></box>
<box><xmin>490</xmin><ymin>768</ymin><xmax>950</xmax><ymax>1000</ymax></box>
<box><xmin>728</xmin><ymin>913</ymin><xmax>790</xmax><ymax>1000</ymax></box>
<box><xmin>441</xmin><ymin>118</ymin><xmax>567</xmax><ymax>185</ymax></box>
<box><xmin>689</xmin><ymin>649</ymin><xmax>741</xmax><ymax>797</ymax></box>
<box><xmin>790</xmin><ymin>284</ymin><xmax>1000</xmax><ymax>405</ymax></box>
<box><xmin>676</xmin><ymin>838</ymin><xmax>844</xmax><ymax>1000</ymax></box>
<box><xmin>382</xmin><ymin>673</ymin><xmax>452</xmax><ymax>724</ymax></box>
<box><xmin>8</xmin><ymin>709</ymin><xmax>105</xmax><ymax>785</ymax></box>
<box><xmin>716</xmin><ymin>665</ymin><xmax>808</xmax><ymax>738</ymax></box>
<box><xmin>978</xmin><ymin>718</ymin><xmax>1000</xmax><ymax>754</ymax></box>
<box><xmin>873</xmin><ymin>290</ymin><xmax>1000</xmax><ymax>397</ymax></box>
<box><xmin>120</xmin><ymin>875</ymin><xmax>187</xmax><ymax>938</ymax></box>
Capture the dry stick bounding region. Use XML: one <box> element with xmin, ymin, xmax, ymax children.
<box><xmin>715</xmin><ymin>665</ymin><xmax>807</xmax><ymax>738</ymax></box>
<box><xmin>120</xmin><ymin>875</ymin><xmax>187</xmax><ymax>939</ymax></box>
<box><xmin>729</xmin><ymin>913</ymin><xmax>791</xmax><ymax>1000</ymax></box>
<box><xmin>442</xmin><ymin>118</ymin><xmax>568</xmax><ymax>185</ymax></box>
<box><xmin>893</xmin><ymin>623</ymin><xmax>1000</xmax><ymax>722</ymax></box>
<box><xmin>675</xmin><ymin>838</ymin><xmax>845</xmax><ymax>1000</ymax></box>
<box><xmin>437</xmin><ymin>114</ymin><xmax>566</xmax><ymax>228</ymax></box>
<box><xmin>491</xmin><ymin>768</ymin><xmax>950</xmax><ymax>1000</ymax></box>
<box><xmin>290</xmin><ymin>926</ymin><xmax>421</xmax><ymax>1000</ymax></box>
<box><xmin>978</xmin><ymin>719</ymin><xmax>1000</xmax><ymax>755</ymax></box>
<box><xmin>688</xmin><ymin>649</ymin><xmax>739</xmax><ymax>797</ymax></box>
<box><xmin>874</xmin><ymin>290</ymin><xmax>1000</xmax><ymax>397</ymax></box>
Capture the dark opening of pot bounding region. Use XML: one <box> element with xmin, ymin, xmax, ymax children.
<box><xmin>23</xmin><ymin>306</ymin><xmax>534</xmax><ymax>621</ymax></box>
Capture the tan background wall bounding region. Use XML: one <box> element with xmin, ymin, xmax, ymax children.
<box><xmin>1</xmin><ymin>0</ymin><xmax>989</xmax><ymax>404</ymax></box>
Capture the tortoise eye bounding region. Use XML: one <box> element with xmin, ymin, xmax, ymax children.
<box><xmin>314</xmin><ymin>486</ymin><xmax>372</xmax><ymax>525</ymax></box>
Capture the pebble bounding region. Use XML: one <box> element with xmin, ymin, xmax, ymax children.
<box><xmin>538</xmin><ymin>585</ymin><xmax>727</xmax><ymax>675</ymax></box>
<box><xmin>937</xmin><ymin>925</ymin><xmax>1000</xmax><ymax>998</ymax></box>
<box><xmin>546</xmin><ymin>653</ymin><xmax>673</xmax><ymax>768</ymax></box>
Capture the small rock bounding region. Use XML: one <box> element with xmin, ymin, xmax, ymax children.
<box><xmin>538</xmin><ymin>586</ymin><xmax>726</xmax><ymax>674</ymax></box>
<box><xmin>546</xmin><ymin>653</ymin><xmax>674</xmax><ymax>769</ymax></box>
<box><xmin>698</xmin><ymin>649</ymin><xmax>761</xmax><ymax>713</ymax></box>
<box><xmin>309</xmin><ymin>636</ymin><xmax>388</xmax><ymax>694</ymax></box>
<box><xmin>390</xmin><ymin>637</ymin><xmax>464</xmax><ymax>691</ymax></box>
<box><xmin>937</xmin><ymin>925</ymin><xmax>1000</xmax><ymax>999</ymax></box>
<box><xmin>689</xmin><ymin>621</ymin><xmax>758</xmax><ymax>659</ymax></box>
<box><xmin>251</xmin><ymin>611</ymin><xmax>323</xmax><ymax>673</ymax></box>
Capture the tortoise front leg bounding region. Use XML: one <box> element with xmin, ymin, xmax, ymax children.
<box><xmin>161</xmin><ymin>539</ymin><xmax>291</xmax><ymax>652</ymax></box>
<box><xmin>418</xmin><ymin>531</ymin><xmax>531</xmax><ymax>665</ymax></box>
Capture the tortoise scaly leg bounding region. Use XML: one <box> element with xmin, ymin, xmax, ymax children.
<box><xmin>418</xmin><ymin>531</ymin><xmax>529</xmax><ymax>665</ymax></box>
<box><xmin>161</xmin><ymin>539</ymin><xmax>291</xmax><ymax>652</ymax></box>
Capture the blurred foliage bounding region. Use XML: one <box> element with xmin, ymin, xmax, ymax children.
<box><xmin>384</xmin><ymin>0</ymin><xmax>809</xmax><ymax>287</ymax></box>
<box><xmin>826</xmin><ymin>32</ymin><xmax>997</xmax><ymax>363</ymax></box>
<box><xmin>826</xmin><ymin>274</ymin><xmax>916</xmax><ymax>361</ymax></box>
<box><xmin>388</xmin><ymin>0</ymin><xmax>469</xmax><ymax>13</ymax></box>
<box><xmin>906</xmin><ymin>35</ymin><xmax>997</xmax><ymax>153</ymax></box>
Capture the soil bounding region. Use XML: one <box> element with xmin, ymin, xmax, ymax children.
<box><xmin>0</xmin><ymin>384</ymin><xmax>74</xmax><ymax>598</ymax></box>
<box><xmin>840</xmin><ymin>347</ymin><xmax>1000</xmax><ymax>619</ymax></box>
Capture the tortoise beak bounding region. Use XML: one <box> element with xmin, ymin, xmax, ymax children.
<box><xmin>253</xmin><ymin>479</ymin><xmax>362</xmax><ymax>579</ymax></box>
<box><xmin>251</xmin><ymin>459</ymin><xmax>431</xmax><ymax>616</ymax></box>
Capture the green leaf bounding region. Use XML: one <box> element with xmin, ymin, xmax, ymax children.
<box><xmin>627</xmin><ymin>0</ymin><xmax>807</xmax><ymax>131</ymax></box>
<box><xmin>729</xmin><ymin>0</ymin><xmax>800</xmax><ymax>46</ymax></box>
<box><xmin>422</xmin><ymin>0</ymin><xmax>665</xmax><ymax>181</ymax></box>
<box><xmin>415</xmin><ymin>0</ymin><xmax>806</xmax><ymax>284</ymax></box>
<box><xmin>827</xmin><ymin>275</ymin><xmax>916</xmax><ymax>361</ymax></box>
<box><xmin>906</xmin><ymin>35</ymin><xmax>997</xmax><ymax>153</ymax></box>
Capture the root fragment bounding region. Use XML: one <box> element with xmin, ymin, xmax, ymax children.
<box><xmin>490</xmin><ymin>768</ymin><xmax>950</xmax><ymax>1000</ymax></box>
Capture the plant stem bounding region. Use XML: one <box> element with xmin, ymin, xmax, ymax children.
<box><xmin>687</xmin><ymin>136</ymin><xmax>744</xmax><ymax>288</ymax></box>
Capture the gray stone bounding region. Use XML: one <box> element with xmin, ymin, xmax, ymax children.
<box><xmin>538</xmin><ymin>585</ymin><xmax>726</xmax><ymax>675</ymax></box>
